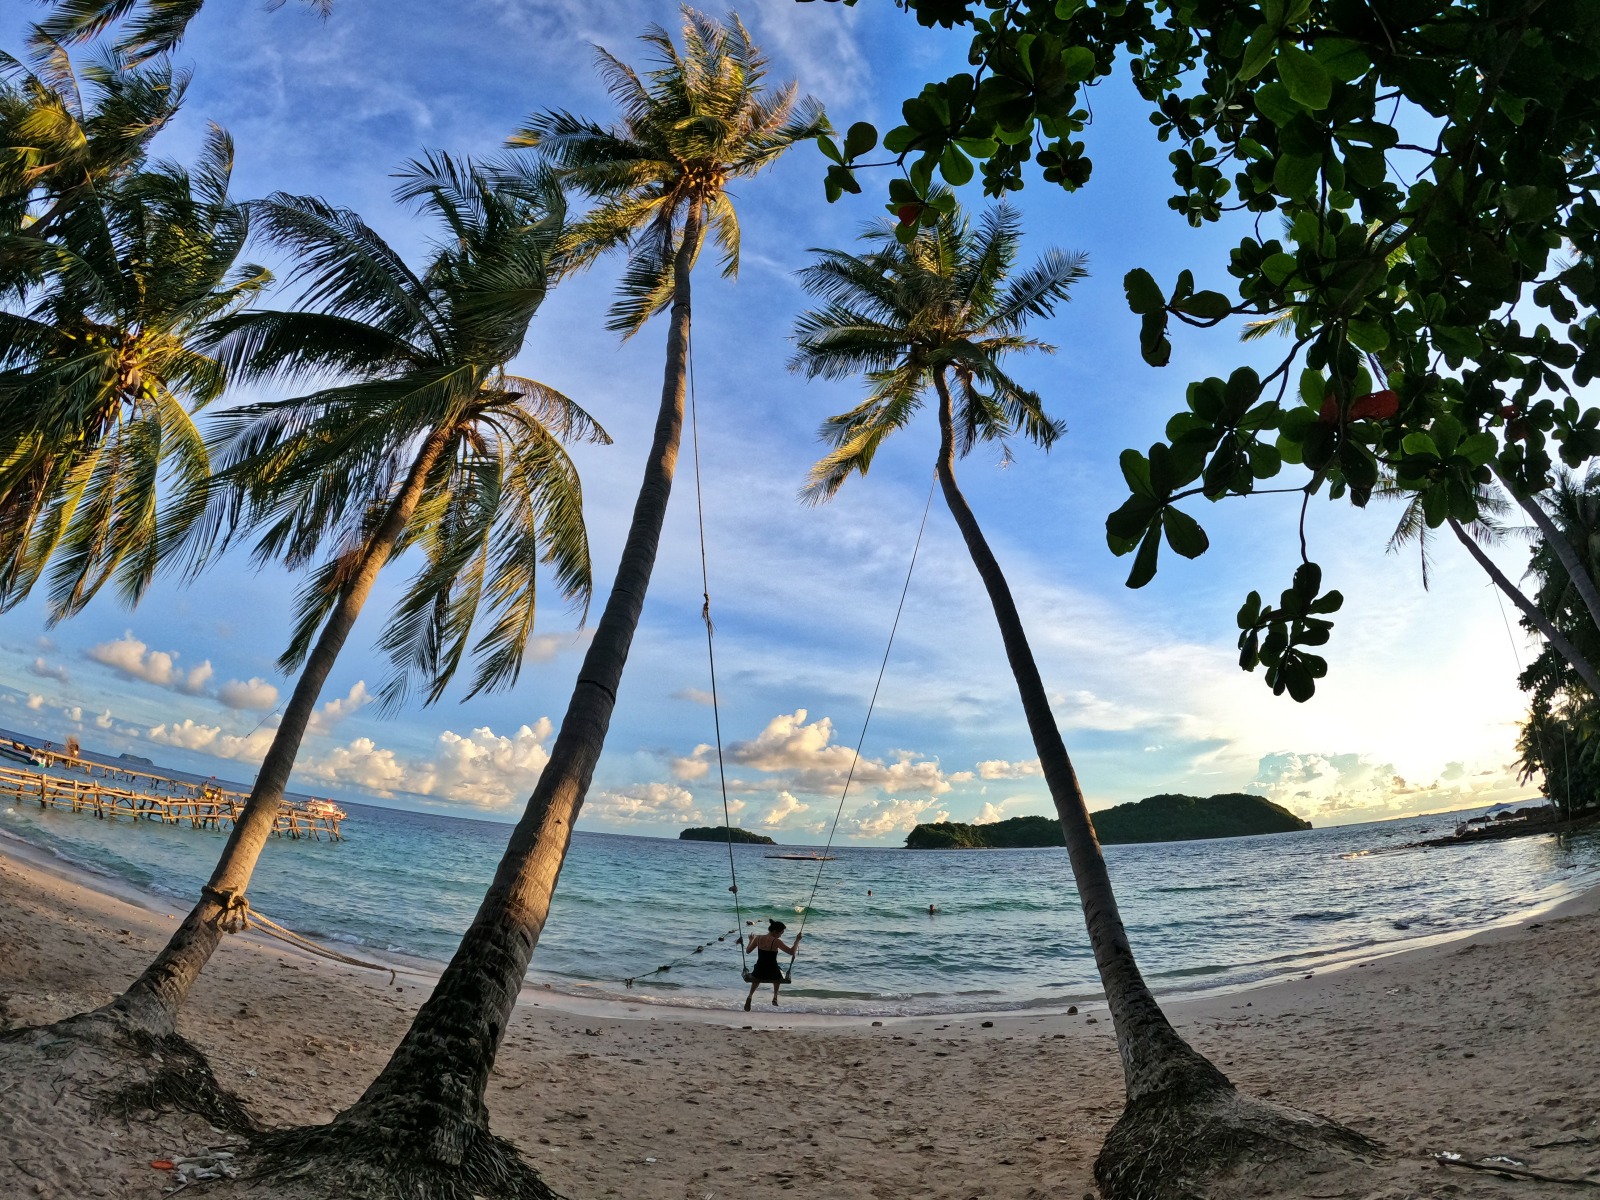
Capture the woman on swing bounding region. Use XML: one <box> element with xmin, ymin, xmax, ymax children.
<box><xmin>743</xmin><ymin>919</ymin><xmax>800</xmax><ymax>1011</ymax></box>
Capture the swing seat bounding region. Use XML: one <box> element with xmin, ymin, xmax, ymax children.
<box><xmin>743</xmin><ymin>967</ymin><xmax>792</xmax><ymax>985</ymax></box>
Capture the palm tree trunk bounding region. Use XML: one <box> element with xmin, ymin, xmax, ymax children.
<box><xmin>332</xmin><ymin>201</ymin><xmax>708</xmax><ymax>1163</ymax></box>
<box><xmin>109</xmin><ymin>425</ymin><xmax>456</xmax><ymax>1036</ymax></box>
<box><xmin>930</xmin><ymin>370</ymin><xmax>1230</xmax><ymax>1105</ymax></box>
<box><xmin>1500</xmin><ymin>476</ymin><xmax>1600</xmax><ymax>636</ymax></box>
<box><xmin>1448</xmin><ymin>516</ymin><xmax>1600</xmax><ymax>694</ymax></box>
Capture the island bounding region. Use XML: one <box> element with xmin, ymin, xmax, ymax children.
<box><xmin>903</xmin><ymin>793</ymin><xmax>1311</xmax><ymax>849</ymax></box>
<box><xmin>679</xmin><ymin>825</ymin><xmax>776</xmax><ymax>845</ymax></box>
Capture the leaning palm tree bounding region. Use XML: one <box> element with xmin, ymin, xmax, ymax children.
<box><xmin>35</xmin><ymin>0</ymin><xmax>332</xmax><ymax>65</ymax></box>
<box><xmin>0</xmin><ymin>123</ymin><xmax>266</xmax><ymax>616</ymax></box>
<box><xmin>791</xmin><ymin>203</ymin><xmax>1375</xmax><ymax>1197</ymax></box>
<box><xmin>237</xmin><ymin>14</ymin><xmax>824</xmax><ymax>1197</ymax></box>
<box><xmin>104</xmin><ymin>153</ymin><xmax>607</xmax><ymax>1037</ymax></box>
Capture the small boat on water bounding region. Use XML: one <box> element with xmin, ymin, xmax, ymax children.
<box><xmin>765</xmin><ymin>853</ymin><xmax>835</xmax><ymax>861</ymax></box>
<box><xmin>304</xmin><ymin>798</ymin><xmax>347</xmax><ymax>821</ymax></box>
<box><xmin>0</xmin><ymin>742</ymin><xmax>46</xmax><ymax>767</ymax></box>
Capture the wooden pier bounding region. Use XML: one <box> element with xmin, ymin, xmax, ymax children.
<box><xmin>0</xmin><ymin>763</ymin><xmax>344</xmax><ymax>841</ymax></box>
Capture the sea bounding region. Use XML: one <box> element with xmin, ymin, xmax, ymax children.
<box><xmin>3</xmin><ymin>729</ymin><xmax>1597</xmax><ymax>1016</ymax></box>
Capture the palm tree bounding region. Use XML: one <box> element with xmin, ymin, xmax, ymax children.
<box><xmin>0</xmin><ymin>122</ymin><xmax>267</xmax><ymax>617</ymax></box>
<box><xmin>790</xmin><ymin>203</ymin><xmax>1371</xmax><ymax>1196</ymax></box>
<box><xmin>35</xmin><ymin>0</ymin><xmax>332</xmax><ymax>65</ymax></box>
<box><xmin>241</xmin><ymin>13</ymin><xmax>824</xmax><ymax>1193</ymax></box>
<box><xmin>107</xmin><ymin>153</ymin><xmax>606</xmax><ymax>1036</ymax></box>
<box><xmin>1</xmin><ymin>40</ymin><xmax>185</xmax><ymax>253</ymax></box>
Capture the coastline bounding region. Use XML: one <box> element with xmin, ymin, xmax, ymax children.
<box><xmin>4</xmin><ymin>837</ymin><xmax>1600</xmax><ymax>1197</ymax></box>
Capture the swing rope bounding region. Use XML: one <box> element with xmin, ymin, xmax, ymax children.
<box><xmin>686</xmin><ymin>330</ymin><xmax>748</xmax><ymax>972</ymax></box>
<box><xmin>787</xmin><ymin>475</ymin><xmax>938</xmax><ymax>975</ymax></box>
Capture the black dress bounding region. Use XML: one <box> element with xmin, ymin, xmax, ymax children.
<box><xmin>750</xmin><ymin>946</ymin><xmax>786</xmax><ymax>983</ymax></box>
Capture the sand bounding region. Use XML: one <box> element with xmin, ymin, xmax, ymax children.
<box><xmin>1</xmin><ymin>837</ymin><xmax>1597</xmax><ymax>1199</ymax></box>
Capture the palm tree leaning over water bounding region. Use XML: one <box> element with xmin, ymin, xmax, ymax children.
<box><xmin>791</xmin><ymin>203</ymin><xmax>1375</xmax><ymax>1196</ymax></box>
<box><xmin>103</xmin><ymin>154</ymin><xmax>606</xmax><ymax>1038</ymax></box>
<box><xmin>244</xmin><ymin>14</ymin><xmax>825</xmax><ymax>1197</ymax></box>
<box><xmin>0</xmin><ymin>121</ymin><xmax>266</xmax><ymax>617</ymax></box>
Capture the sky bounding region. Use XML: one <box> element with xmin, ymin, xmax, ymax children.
<box><xmin>0</xmin><ymin>0</ymin><xmax>1554</xmax><ymax>841</ymax></box>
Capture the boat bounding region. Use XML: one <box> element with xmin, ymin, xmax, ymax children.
<box><xmin>0</xmin><ymin>742</ymin><xmax>46</xmax><ymax>767</ymax></box>
<box><xmin>303</xmin><ymin>798</ymin><xmax>347</xmax><ymax>820</ymax></box>
<box><xmin>764</xmin><ymin>853</ymin><xmax>836</xmax><ymax>861</ymax></box>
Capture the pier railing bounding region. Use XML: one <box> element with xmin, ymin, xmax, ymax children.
<box><xmin>0</xmin><ymin>764</ymin><xmax>343</xmax><ymax>841</ymax></box>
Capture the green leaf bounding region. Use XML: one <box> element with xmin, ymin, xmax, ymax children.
<box><xmin>1174</xmin><ymin>289</ymin><xmax>1233</xmax><ymax>320</ymax></box>
<box><xmin>1139</xmin><ymin>311</ymin><xmax>1172</xmax><ymax>367</ymax></box>
<box><xmin>1237</xmin><ymin>590</ymin><xmax>1263</xmax><ymax>629</ymax></box>
<box><xmin>1254</xmin><ymin>81</ymin><xmax>1300</xmax><ymax>126</ymax></box>
<box><xmin>939</xmin><ymin>143</ymin><xmax>974</xmax><ymax>186</ymax></box>
<box><xmin>1401</xmin><ymin>431</ymin><xmax>1439</xmax><ymax>457</ymax></box>
<box><xmin>1119</xmin><ymin>447</ymin><xmax>1154</xmax><ymax>497</ymax></box>
<box><xmin>1262</xmin><ymin>252</ymin><xmax>1299</xmax><ymax>285</ymax></box>
<box><xmin>1292</xmin><ymin>560</ymin><xmax>1322</xmax><ymax>598</ymax></box>
<box><xmin>1346</xmin><ymin>319</ymin><xmax>1388</xmax><ymax>352</ymax></box>
<box><xmin>843</xmin><ymin>122</ymin><xmax>878</xmax><ymax>159</ymax></box>
<box><xmin>1276</xmin><ymin>44</ymin><xmax>1332</xmax><ymax>111</ymax></box>
<box><xmin>1106</xmin><ymin>495</ymin><xmax>1161</xmax><ymax>543</ymax></box>
<box><xmin>1123</xmin><ymin>268</ymin><xmax>1166</xmax><ymax>315</ymax></box>
<box><xmin>1162</xmin><ymin>507</ymin><xmax>1210</xmax><ymax>558</ymax></box>
<box><xmin>1126</xmin><ymin>524</ymin><xmax>1162</xmax><ymax>589</ymax></box>
<box><xmin>1061</xmin><ymin>45</ymin><xmax>1096</xmax><ymax>81</ymax></box>
<box><xmin>1239</xmin><ymin>30</ymin><xmax>1279</xmax><ymax>81</ymax></box>
<box><xmin>817</xmin><ymin>135</ymin><xmax>843</xmax><ymax>165</ymax></box>
<box><xmin>1457</xmin><ymin>431</ymin><xmax>1498</xmax><ymax>466</ymax></box>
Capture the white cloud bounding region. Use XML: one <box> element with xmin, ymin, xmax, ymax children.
<box><xmin>673</xmin><ymin>709</ymin><xmax>953</xmax><ymax>799</ymax></box>
<box><xmin>27</xmin><ymin>657</ymin><xmax>69</xmax><ymax>684</ymax></box>
<box><xmin>840</xmin><ymin>797</ymin><xmax>947</xmax><ymax>840</ymax></box>
<box><xmin>64</xmin><ymin>705</ymin><xmax>82</xmax><ymax>723</ymax></box>
<box><xmin>673</xmin><ymin>688</ymin><xmax>715</xmax><ymax>706</ymax></box>
<box><xmin>587</xmin><ymin>781</ymin><xmax>702</xmax><ymax>825</ymax></box>
<box><xmin>759</xmin><ymin>790</ymin><xmax>809</xmax><ymax>828</ymax></box>
<box><xmin>1250</xmin><ymin>750</ymin><xmax>1527</xmax><ymax>823</ymax></box>
<box><xmin>304</xmin><ymin>721</ymin><xmax>555</xmax><ymax>810</ymax></box>
<box><xmin>26</xmin><ymin>694</ymin><xmax>44</xmax><ymax>710</ymax></box>
<box><xmin>87</xmin><ymin>632</ymin><xmax>211</xmax><ymax>695</ymax></box>
<box><xmin>975</xmin><ymin>757</ymin><xmax>1042</xmax><ymax>781</ymax></box>
<box><xmin>95</xmin><ymin>710</ymin><xmax>113</xmax><ymax>730</ymax></box>
<box><xmin>308</xmin><ymin>680</ymin><xmax>371</xmax><ymax>733</ymax></box>
<box><xmin>218</xmin><ymin>677</ymin><xmax>279</xmax><ymax>712</ymax></box>
<box><xmin>147</xmin><ymin>719</ymin><xmax>276</xmax><ymax>762</ymax></box>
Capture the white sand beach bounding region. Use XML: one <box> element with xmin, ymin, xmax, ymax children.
<box><xmin>1</xmin><ymin>840</ymin><xmax>1597</xmax><ymax>1198</ymax></box>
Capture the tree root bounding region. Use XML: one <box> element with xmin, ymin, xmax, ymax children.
<box><xmin>238</xmin><ymin>1118</ymin><xmax>565</xmax><ymax>1200</ymax></box>
<box><xmin>1</xmin><ymin>1009</ymin><xmax>259</xmax><ymax>1133</ymax></box>
<box><xmin>1095</xmin><ymin>1086</ymin><xmax>1384</xmax><ymax>1200</ymax></box>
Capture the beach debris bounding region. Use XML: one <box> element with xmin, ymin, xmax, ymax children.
<box><xmin>1433</xmin><ymin>1153</ymin><xmax>1600</xmax><ymax>1187</ymax></box>
<box><xmin>165</xmin><ymin>1151</ymin><xmax>238</xmax><ymax>1185</ymax></box>
<box><xmin>1067</xmin><ymin>1005</ymin><xmax>1078</xmax><ymax>1014</ymax></box>
<box><xmin>981</xmin><ymin>1020</ymin><xmax>993</xmax><ymax>1028</ymax></box>
<box><xmin>1085</xmin><ymin>1017</ymin><xmax>1099</xmax><ymax>1024</ymax></box>
<box><xmin>150</xmin><ymin>1159</ymin><xmax>175</xmax><ymax>1170</ymax></box>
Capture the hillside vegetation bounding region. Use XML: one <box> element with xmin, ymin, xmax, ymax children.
<box><xmin>904</xmin><ymin>793</ymin><xmax>1310</xmax><ymax>849</ymax></box>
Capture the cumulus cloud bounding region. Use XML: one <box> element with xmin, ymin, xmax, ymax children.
<box><xmin>759</xmin><ymin>790</ymin><xmax>810</xmax><ymax>829</ymax></box>
<box><xmin>975</xmin><ymin>757</ymin><xmax>1042</xmax><ymax>781</ymax></box>
<box><xmin>26</xmin><ymin>694</ymin><xmax>44</xmax><ymax>710</ymax></box>
<box><xmin>839</xmin><ymin>797</ymin><xmax>947</xmax><ymax>840</ymax></box>
<box><xmin>304</xmin><ymin>721</ymin><xmax>555</xmax><ymax>810</ymax></box>
<box><xmin>218</xmin><ymin>677</ymin><xmax>279</xmax><ymax>712</ymax></box>
<box><xmin>587</xmin><ymin>781</ymin><xmax>702</xmax><ymax>825</ymax></box>
<box><xmin>1251</xmin><ymin>750</ymin><xmax>1526</xmax><ymax>823</ymax></box>
<box><xmin>147</xmin><ymin>719</ymin><xmax>276</xmax><ymax>762</ymax></box>
<box><xmin>308</xmin><ymin>680</ymin><xmax>371</xmax><ymax>733</ymax></box>
<box><xmin>95</xmin><ymin>710</ymin><xmax>113</xmax><ymax>730</ymax></box>
<box><xmin>673</xmin><ymin>709</ymin><xmax>952</xmax><ymax>799</ymax></box>
<box><xmin>87</xmin><ymin>632</ymin><xmax>212</xmax><ymax>695</ymax></box>
<box><xmin>64</xmin><ymin>705</ymin><xmax>82</xmax><ymax>723</ymax></box>
<box><xmin>27</xmin><ymin>657</ymin><xmax>69</xmax><ymax>684</ymax></box>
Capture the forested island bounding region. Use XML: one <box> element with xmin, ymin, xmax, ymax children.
<box><xmin>904</xmin><ymin>793</ymin><xmax>1311</xmax><ymax>849</ymax></box>
<box><xmin>679</xmin><ymin>826</ymin><xmax>776</xmax><ymax>845</ymax></box>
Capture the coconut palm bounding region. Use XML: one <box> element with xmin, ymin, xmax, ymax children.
<box><xmin>791</xmin><ymin>203</ymin><xmax>1373</xmax><ymax>1195</ymax></box>
<box><xmin>107</xmin><ymin>153</ymin><xmax>606</xmax><ymax>1036</ymax></box>
<box><xmin>0</xmin><ymin>122</ymin><xmax>266</xmax><ymax>617</ymax></box>
<box><xmin>1</xmin><ymin>40</ymin><xmax>185</xmax><ymax>254</ymax></box>
<box><xmin>35</xmin><ymin>0</ymin><xmax>332</xmax><ymax>65</ymax></box>
<box><xmin>239</xmin><ymin>14</ymin><xmax>823</xmax><ymax>1194</ymax></box>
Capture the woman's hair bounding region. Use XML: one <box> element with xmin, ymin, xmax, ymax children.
<box><xmin>768</xmin><ymin>919</ymin><xmax>786</xmax><ymax>934</ymax></box>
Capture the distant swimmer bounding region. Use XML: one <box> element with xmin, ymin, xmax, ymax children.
<box><xmin>928</xmin><ymin>904</ymin><xmax>937</xmax><ymax>915</ymax></box>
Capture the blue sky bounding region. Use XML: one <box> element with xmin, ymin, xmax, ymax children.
<box><xmin>0</xmin><ymin>1</ymin><xmax>1545</xmax><ymax>840</ymax></box>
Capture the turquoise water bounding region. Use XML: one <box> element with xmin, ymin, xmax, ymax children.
<box><xmin>4</xmin><ymin>763</ymin><xmax>1598</xmax><ymax>1014</ymax></box>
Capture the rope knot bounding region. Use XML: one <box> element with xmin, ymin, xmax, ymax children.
<box><xmin>202</xmin><ymin>886</ymin><xmax>251</xmax><ymax>934</ymax></box>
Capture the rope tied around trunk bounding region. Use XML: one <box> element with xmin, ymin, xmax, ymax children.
<box><xmin>200</xmin><ymin>885</ymin><xmax>397</xmax><ymax>984</ymax></box>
